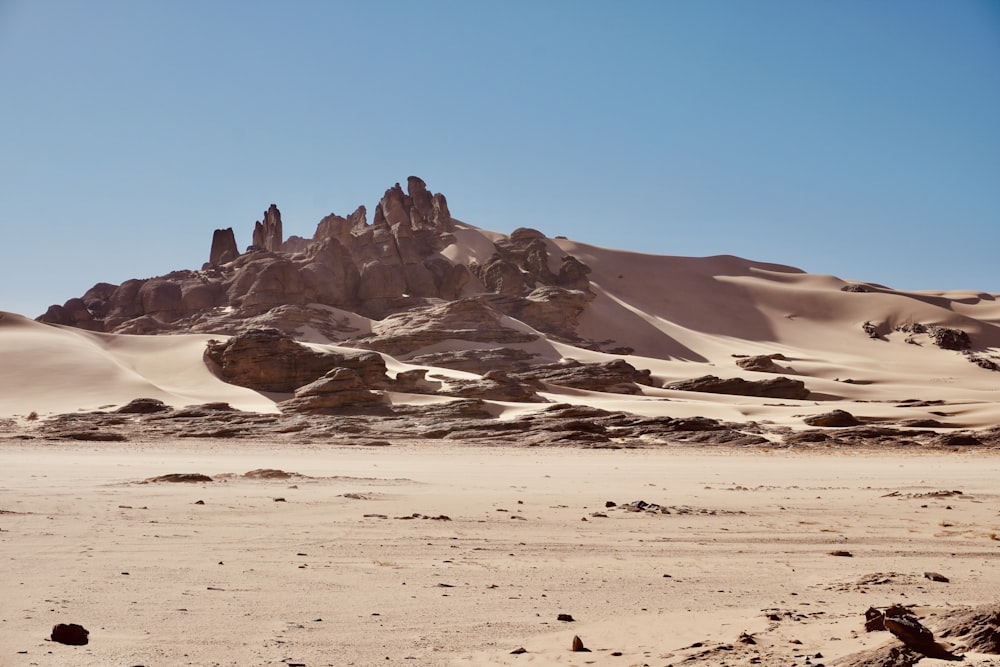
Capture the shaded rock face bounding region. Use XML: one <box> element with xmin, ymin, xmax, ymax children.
<box><xmin>209</xmin><ymin>228</ymin><xmax>239</xmax><ymax>266</ymax></box>
<box><xmin>349</xmin><ymin>299</ymin><xmax>538</xmax><ymax>355</ymax></box>
<box><xmin>37</xmin><ymin>176</ymin><xmax>595</xmax><ymax>344</ymax></box>
<box><xmin>666</xmin><ymin>375</ymin><xmax>809</xmax><ymax>400</ymax></box>
<box><xmin>252</xmin><ymin>204</ymin><xmax>284</xmax><ymax>252</ymax></box>
<box><xmin>204</xmin><ymin>328</ymin><xmax>387</xmax><ymax>392</ymax></box>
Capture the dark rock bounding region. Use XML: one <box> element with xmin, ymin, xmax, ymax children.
<box><xmin>252</xmin><ymin>204</ymin><xmax>283</xmax><ymax>252</ymax></box>
<box><xmin>863</xmin><ymin>321</ymin><xmax>881</xmax><ymax>339</ymax></box>
<box><xmin>571</xmin><ymin>635</ymin><xmax>589</xmax><ymax>652</ymax></box>
<box><xmin>929</xmin><ymin>326</ymin><xmax>971</xmax><ymax>351</ymax></box>
<box><xmin>557</xmin><ymin>614</ymin><xmax>575</xmax><ymax>622</ymax></box>
<box><xmin>804</xmin><ymin>410</ymin><xmax>861</xmax><ymax>427</ymax></box>
<box><xmin>884</xmin><ymin>614</ymin><xmax>935</xmax><ymax>649</ymax></box>
<box><xmin>145</xmin><ymin>473</ymin><xmax>213</xmax><ymax>483</ymax></box>
<box><xmin>50</xmin><ymin>623</ymin><xmax>89</xmax><ymax>645</ymax></box>
<box><xmin>278</xmin><ymin>368</ymin><xmax>385</xmax><ymax>413</ymax></box>
<box><xmin>209</xmin><ymin>227</ymin><xmax>239</xmax><ymax>265</ymax></box>
<box><xmin>510</xmin><ymin>358</ymin><xmax>653</xmax><ymax>394</ymax></box>
<box><xmin>116</xmin><ymin>398</ymin><xmax>171</xmax><ymax>414</ymax></box>
<box><xmin>935</xmin><ymin>432</ymin><xmax>983</xmax><ymax>447</ymax></box>
<box><xmin>667</xmin><ymin>375</ymin><xmax>809</xmax><ymax>400</ymax></box>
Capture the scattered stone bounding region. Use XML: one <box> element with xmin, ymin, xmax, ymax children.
<box><xmin>557</xmin><ymin>614</ymin><xmax>575</xmax><ymax>622</ymax></box>
<box><xmin>571</xmin><ymin>635</ymin><xmax>590</xmax><ymax>652</ymax></box>
<box><xmin>923</xmin><ymin>571</ymin><xmax>949</xmax><ymax>583</ymax></box>
<box><xmin>50</xmin><ymin>623</ymin><xmax>89</xmax><ymax>645</ymax></box>
<box><xmin>830</xmin><ymin>550</ymin><xmax>853</xmax><ymax>557</ymax></box>
<box><xmin>510</xmin><ymin>647</ymin><xmax>527</xmax><ymax>654</ymax></box>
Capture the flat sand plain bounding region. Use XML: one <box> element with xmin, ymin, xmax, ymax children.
<box><xmin>2</xmin><ymin>441</ymin><xmax>999</xmax><ymax>666</ymax></box>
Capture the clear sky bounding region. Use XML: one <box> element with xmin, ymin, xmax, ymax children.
<box><xmin>1</xmin><ymin>1</ymin><xmax>998</xmax><ymax>318</ymax></box>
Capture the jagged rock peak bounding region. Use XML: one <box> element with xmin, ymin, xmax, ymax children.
<box><xmin>373</xmin><ymin>176</ymin><xmax>453</xmax><ymax>233</ymax></box>
<box><xmin>252</xmin><ymin>204</ymin><xmax>283</xmax><ymax>252</ymax></box>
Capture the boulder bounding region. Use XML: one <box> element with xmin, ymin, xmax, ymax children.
<box><xmin>278</xmin><ymin>368</ymin><xmax>385</xmax><ymax>413</ymax></box>
<box><xmin>804</xmin><ymin>409</ymin><xmax>861</xmax><ymax>427</ymax></box>
<box><xmin>735</xmin><ymin>354</ymin><xmax>789</xmax><ymax>373</ymax></box>
<box><xmin>929</xmin><ymin>326</ymin><xmax>971</xmax><ymax>351</ymax></box>
<box><xmin>51</xmin><ymin>623</ymin><xmax>89</xmax><ymax>645</ymax></box>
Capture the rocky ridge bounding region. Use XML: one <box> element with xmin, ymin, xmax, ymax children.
<box><xmin>38</xmin><ymin>176</ymin><xmax>594</xmax><ymax>348</ymax></box>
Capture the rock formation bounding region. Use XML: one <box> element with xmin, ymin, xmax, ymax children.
<box><xmin>252</xmin><ymin>204</ymin><xmax>283</xmax><ymax>252</ymax></box>
<box><xmin>204</xmin><ymin>329</ymin><xmax>387</xmax><ymax>392</ymax></box>
<box><xmin>666</xmin><ymin>375</ymin><xmax>809</xmax><ymax>400</ymax></box>
<box><xmin>38</xmin><ymin>176</ymin><xmax>595</xmax><ymax>346</ymax></box>
<box><xmin>209</xmin><ymin>228</ymin><xmax>239</xmax><ymax>266</ymax></box>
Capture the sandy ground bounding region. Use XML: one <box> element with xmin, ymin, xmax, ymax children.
<box><xmin>2</xmin><ymin>441</ymin><xmax>999</xmax><ymax>666</ymax></box>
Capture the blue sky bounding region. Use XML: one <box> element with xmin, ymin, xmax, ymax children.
<box><xmin>1</xmin><ymin>1</ymin><xmax>998</xmax><ymax>318</ymax></box>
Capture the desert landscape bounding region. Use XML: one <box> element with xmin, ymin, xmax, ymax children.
<box><xmin>2</xmin><ymin>177</ymin><xmax>999</xmax><ymax>666</ymax></box>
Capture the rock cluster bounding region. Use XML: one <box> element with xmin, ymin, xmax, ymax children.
<box><xmin>37</xmin><ymin>177</ymin><xmax>596</xmax><ymax>346</ymax></box>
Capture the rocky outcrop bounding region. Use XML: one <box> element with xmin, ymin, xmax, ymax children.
<box><xmin>735</xmin><ymin>354</ymin><xmax>790</xmax><ymax>373</ymax></box>
<box><xmin>666</xmin><ymin>375</ymin><xmax>809</xmax><ymax>400</ymax></box>
<box><xmin>36</xmin><ymin>177</ymin><xmax>597</xmax><ymax>344</ymax></box>
<box><xmin>509</xmin><ymin>359</ymin><xmax>653</xmax><ymax>394</ymax></box>
<box><xmin>349</xmin><ymin>299</ymin><xmax>538</xmax><ymax>355</ymax></box>
<box><xmin>804</xmin><ymin>409</ymin><xmax>861</xmax><ymax>427</ymax></box>
<box><xmin>252</xmin><ymin>204</ymin><xmax>283</xmax><ymax>252</ymax></box>
<box><xmin>278</xmin><ymin>368</ymin><xmax>385</xmax><ymax>413</ymax></box>
<box><xmin>929</xmin><ymin>326</ymin><xmax>971</xmax><ymax>351</ymax></box>
<box><xmin>209</xmin><ymin>228</ymin><xmax>239</xmax><ymax>266</ymax></box>
<box><xmin>204</xmin><ymin>328</ymin><xmax>387</xmax><ymax>392</ymax></box>
<box><xmin>436</xmin><ymin>371</ymin><xmax>546</xmax><ymax>403</ymax></box>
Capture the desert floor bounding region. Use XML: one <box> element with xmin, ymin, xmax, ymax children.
<box><xmin>2</xmin><ymin>441</ymin><xmax>999</xmax><ymax>666</ymax></box>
